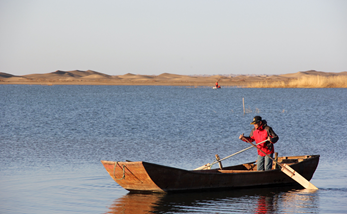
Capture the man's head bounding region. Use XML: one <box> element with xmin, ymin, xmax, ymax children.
<box><xmin>250</xmin><ymin>116</ymin><xmax>262</xmax><ymax>129</ymax></box>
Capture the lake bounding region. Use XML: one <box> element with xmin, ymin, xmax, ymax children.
<box><xmin>1</xmin><ymin>85</ymin><xmax>346</xmax><ymax>213</ymax></box>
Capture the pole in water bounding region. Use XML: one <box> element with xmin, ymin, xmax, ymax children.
<box><xmin>242</xmin><ymin>98</ymin><xmax>245</xmax><ymax>114</ymax></box>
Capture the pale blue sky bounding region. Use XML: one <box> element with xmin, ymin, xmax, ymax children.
<box><xmin>1</xmin><ymin>0</ymin><xmax>346</xmax><ymax>76</ymax></box>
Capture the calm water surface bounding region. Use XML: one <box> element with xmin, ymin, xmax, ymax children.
<box><xmin>1</xmin><ymin>85</ymin><xmax>346</xmax><ymax>213</ymax></box>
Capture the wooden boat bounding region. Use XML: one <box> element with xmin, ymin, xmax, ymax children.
<box><xmin>101</xmin><ymin>155</ymin><xmax>319</xmax><ymax>193</ymax></box>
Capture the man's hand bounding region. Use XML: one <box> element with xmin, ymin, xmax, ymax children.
<box><xmin>239</xmin><ymin>133</ymin><xmax>245</xmax><ymax>140</ymax></box>
<box><xmin>267</xmin><ymin>136</ymin><xmax>272</xmax><ymax>143</ymax></box>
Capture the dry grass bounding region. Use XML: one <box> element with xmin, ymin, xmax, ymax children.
<box><xmin>248</xmin><ymin>75</ymin><xmax>347</xmax><ymax>88</ymax></box>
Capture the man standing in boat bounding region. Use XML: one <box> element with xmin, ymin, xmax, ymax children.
<box><xmin>239</xmin><ymin>116</ymin><xmax>279</xmax><ymax>171</ymax></box>
<box><xmin>215</xmin><ymin>81</ymin><xmax>221</xmax><ymax>88</ymax></box>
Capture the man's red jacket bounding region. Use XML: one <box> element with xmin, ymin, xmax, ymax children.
<box><xmin>242</xmin><ymin>121</ymin><xmax>279</xmax><ymax>156</ymax></box>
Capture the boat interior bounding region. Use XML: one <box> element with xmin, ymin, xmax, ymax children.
<box><xmin>195</xmin><ymin>155</ymin><xmax>316</xmax><ymax>173</ymax></box>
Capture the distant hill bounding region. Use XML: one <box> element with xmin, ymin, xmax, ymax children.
<box><xmin>1</xmin><ymin>69</ymin><xmax>346</xmax><ymax>87</ymax></box>
<box><xmin>23</xmin><ymin>70</ymin><xmax>111</xmax><ymax>79</ymax></box>
<box><xmin>280</xmin><ymin>70</ymin><xmax>347</xmax><ymax>78</ymax></box>
<box><xmin>0</xmin><ymin>72</ymin><xmax>16</xmax><ymax>78</ymax></box>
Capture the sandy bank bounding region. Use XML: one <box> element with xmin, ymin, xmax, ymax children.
<box><xmin>1</xmin><ymin>70</ymin><xmax>346</xmax><ymax>88</ymax></box>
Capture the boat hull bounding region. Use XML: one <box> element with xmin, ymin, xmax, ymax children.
<box><xmin>101</xmin><ymin>155</ymin><xmax>319</xmax><ymax>193</ymax></box>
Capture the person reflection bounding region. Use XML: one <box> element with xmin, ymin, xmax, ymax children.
<box><xmin>255</xmin><ymin>195</ymin><xmax>275</xmax><ymax>214</ymax></box>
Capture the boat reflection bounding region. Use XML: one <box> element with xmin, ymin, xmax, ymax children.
<box><xmin>106</xmin><ymin>187</ymin><xmax>319</xmax><ymax>214</ymax></box>
<box><xmin>105</xmin><ymin>193</ymin><xmax>162</xmax><ymax>214</ymax></box>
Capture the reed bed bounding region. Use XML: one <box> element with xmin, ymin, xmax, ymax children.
<box><xmin>248</xmin><ymin>75</ymin><xmax>347</xmax><ymax>88</ymax></box>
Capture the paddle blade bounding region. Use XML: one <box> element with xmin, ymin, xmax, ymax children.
<box><xmin>194</xmin><ymin>163</ymin><xmax>212</xmax><ymax>170</ymax></box>
<box><xmin>281</xmin><ymin>164</ymin><xmax>318</xmax><ymax>190</ymax></box>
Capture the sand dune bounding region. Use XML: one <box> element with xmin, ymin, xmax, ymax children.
<box><xmin>2</xmin><ymin>76</ymin><xmax>28</xmax><ymax>82</ymax></box>
<box><xmin>157</xmin><ymin>73</ymin><xmax>184</xmax><ymax>78</ymax></box>
<box><xmin>118</xmin><ymin>73</ymin><xmax>155</xmax><ymax>80</ymax></box>
<box><xmin>82</xmin><ymin>75</ymin><xmax>107</xmax><ymax>79</ymax></box>
<box><xmin>279</xmin><ymin>70</ymin><xmax>346</xmax><ymax>78</ymax></box>
<box><xmin>24</xmin><ymin>70</ymin><xmax>111</xmax><ymax>79</ymax></box>
<box><xmin>0</xmin><ymin>72</ymin><xmax>16</xmax><ymax>78</ymax></box>
<box><xmin>0</xmin><ymin>69</ymin><xmax>346</xmax><ymax>87</ymax></box>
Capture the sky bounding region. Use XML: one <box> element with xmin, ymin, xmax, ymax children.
<box><xmin>0</xmin><ymin>0</ymin><xmax>346</xmax><ymax>76</ymax></box>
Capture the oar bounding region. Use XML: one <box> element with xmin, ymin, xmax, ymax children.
<box><xmin>194</xmin><ymin>139</ymin><xmax>269</xmax><ymax>170</ymax></box>
<box><xmin>244</xmin><ymin>139</ymin><xmax>318</xmax><ymax>190</ymax></box>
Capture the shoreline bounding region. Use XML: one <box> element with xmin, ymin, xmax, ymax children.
<box><xmin>0</xmin><ymin>80</ymin><xmax>246</xmax><ymax>87</ymax></box>
<box><xmin>1</xmin><ymin>70</ymin><xmax>346</xmax><ymax>88</ymax></box>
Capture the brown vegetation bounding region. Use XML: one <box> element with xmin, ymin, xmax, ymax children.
<box><xmin>248</xmin><ymin>75</ymin><xmax>347</xmax><ymax>88</ymax></box>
